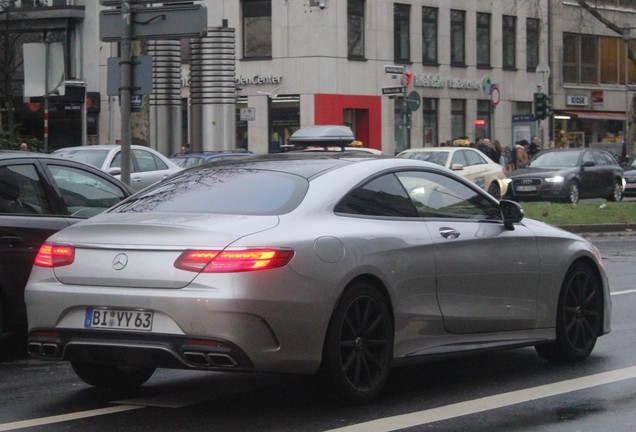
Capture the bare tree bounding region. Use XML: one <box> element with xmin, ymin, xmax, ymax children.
<box><xmin>576</xmin><ymin>0</ymin><xmax>636</xmax><ymax>159</ymax></box>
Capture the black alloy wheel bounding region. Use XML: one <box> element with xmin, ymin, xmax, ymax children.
<box><xmin>607</xmin><ymin>180</ymin><xmax>623</xmax><ymax>202</ymax></box>
<box><xmin>535</xmin><ymin>263</ymin><xmax>603</xmax><ymax>362</ymax></box>
<box><xmin>323</xmin><ymin>282</ymin><xmax>393</xmax><ymax>403</ymax></box>
<box><xmin>71</xmin><ymin>361</ymin><xmax>156</xmax><ymax>389</ymax></box>
<box><xmin>564</xmin><ymin>181</ymin><xmax>580</xmax><ymax>204</ymax></box>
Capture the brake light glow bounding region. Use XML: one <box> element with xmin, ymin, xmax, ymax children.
<box><xmin>34</xmin><ymin>244</ymin><xmax>75</xmax><ymax>268</ymax></box>
<box><xmin>174</xmin><ymin>248</ymin><xmax>294</xmax><ymax>273</ymax></box>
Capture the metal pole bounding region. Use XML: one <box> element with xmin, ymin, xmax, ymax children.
<box><xmin>43</xmin><ymin>41</ymin><xmax>49</xmax><ymax>152</ymax></box>
<box><xmin>119</xmin><ymin>0</ymin><xmax>133</xmax><ymax>185</ymax></box>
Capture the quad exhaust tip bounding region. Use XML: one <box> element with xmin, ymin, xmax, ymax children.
<box><xmin>182</xmin><ymin>351</ymin><xmax>238</xmax><ymax>368</ymax></box>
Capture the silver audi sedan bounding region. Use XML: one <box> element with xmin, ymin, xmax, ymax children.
<box><xmin>25</xmin><ymin>153</ymin><xmax>611</xmax><ymax>403</ymax></box>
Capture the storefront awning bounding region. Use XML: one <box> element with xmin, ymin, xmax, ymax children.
<box><xmin>560</xmin><ymin>111</ymin><xmax>626</xmax><ymax>121</ymax></box>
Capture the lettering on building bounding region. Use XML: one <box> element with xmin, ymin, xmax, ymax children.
<box><xmin>414</xmin><ymin>75</ymin><xmax>481</xmax><ymax>91</ymax></box>
<box><xmin>236</xmin><ymin>75</ymin><xmax>283</xmax><ymax>86</ymax></box>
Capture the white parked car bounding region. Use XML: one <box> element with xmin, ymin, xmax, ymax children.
<box><xmin>397</xmin><ymin>146</ymin><xmax>508</xmax><ymax>198</ymax></box>
<box><xmin>54</xmin><ymin>145</ymin><xmax>182</xmax><ymax>191</ymax></box>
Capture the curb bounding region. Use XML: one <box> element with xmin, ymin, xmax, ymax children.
<box><xmin>557</xmin><ymin>223</ymin><xmax>636</xmax><ymax>235</ymax></box>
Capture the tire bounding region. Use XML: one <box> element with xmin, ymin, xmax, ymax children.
<box><xmin>71</xmin><ymin>361</ymin><xmax>155</xmax><ymax>389</ymax></box>
<box><xmin>487</xmin><ymin>182</ymin><xmax>501</xmax><ymax>199</ymax></box>
<box><xmin>535</xmin><ymin>263</ymin><xmax>603</xmax><ymax>363</ymax></box>
<box><xmin>322</xmin><ymin>282</ymin><xmax>393</xmax><ymax>404</ymax></box>
<box><xmin>563</xmin><ymin>181</ymin><xmax>580</xmax><ymax>204</ymax></box>
<box><xmin>606</xmin><ymin>180</ymin><xmax>623</xmax><ymax>202</ymax></box>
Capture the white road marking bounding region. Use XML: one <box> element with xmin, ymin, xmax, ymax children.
<box><xmin>324</xmin><ymin>366</ymin><xmax>636</xmax><ymax>432</ymax></box>
<box><xmin>612</xmin><ymin>289</ymin><xmax>636</xmax><ymax>296</ymax></box>
<box><xmin>0</xmin><ymin>405</ymin><xmax>143</xmax><ymax>432</ymax></box>
<box><xmin>3</xmin><ymin>366</ymin><xmax>636</xmax><ymax>431</ymax></box>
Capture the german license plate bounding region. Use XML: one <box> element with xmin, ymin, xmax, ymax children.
<box><xmin>84</xmin><ymin>308</ymin><xmax>153</xmax><ymax>331</ymax></box>
<box><xmin>516</xmin><ymin>185</ymin><xmax>537</xmax><ymax>192</ymax></box>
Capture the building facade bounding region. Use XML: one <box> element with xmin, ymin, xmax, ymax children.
<box><xmin>2</xmin><ymin>0</ymin><xmax>634</xmax><ymax>157</ymax></box>
<box><xmin>550</xmin><ymin>0</ymin><xmax>636</xmax><ymax>156</ymax></box>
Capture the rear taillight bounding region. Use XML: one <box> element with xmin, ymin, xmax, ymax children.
<box><xmin>174</xmin><ymin>248</ymin><xmax>294</xmax><ymax>273</ymax></box>
<box><xmin>34</xmin><ymin>244</ymin><xmax>75</xmax><ymax>268</ymax></box>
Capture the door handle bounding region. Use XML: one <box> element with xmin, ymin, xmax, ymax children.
<box><xmin>439</xmin><ymin>227</ymin><xmax>460</xmax><ymax>239</ymax></box>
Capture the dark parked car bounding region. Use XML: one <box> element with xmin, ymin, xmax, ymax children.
<box><xmin>170</xmin><ymin>150</ymin><xmax>254</xmax><ymax>168</ymax></box>
<box><xmin>0</xmin><ymin>151</ymin><xmax>134</xmax><ymax>351</ymax></box>
<box><xmin>506</xmin><ymin>148</ymin><xmax>624</xmax><ymax>203</ymax></box>
<box><xmin>623</xmin><ymin>156</ymin><xmax>636</xmax><ymax>198</ymax></box>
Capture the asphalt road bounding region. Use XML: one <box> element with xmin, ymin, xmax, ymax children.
<box><xmin>0</xmin><ymin>235</ymin><xmax>634</xmax><ymax>432</ymax></box>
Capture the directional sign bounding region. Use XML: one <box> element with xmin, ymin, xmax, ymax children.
<box><xmin>382</xmin><ymin>86</ymin><xmax>405</xmax><ymax>95</ymax></box>
<box><xmin>384</xmin><ymin>65</ymin><xmax>405</xmax><ymax>75</ymax></box>
<box><xmin>99</xmin><ymin>4</ymin><xmax>207</xmax><ymax>42</ymax></box>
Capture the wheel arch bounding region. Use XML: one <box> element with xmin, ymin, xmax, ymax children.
<box><xmin>320</xmin><ymin>273</ymin><xmax>395</xmax><ymax>360</ymax></box>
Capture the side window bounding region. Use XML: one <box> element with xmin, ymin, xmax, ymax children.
<box><xmin>396</xmin><ymin>170</ymin><xmax>501</xmax><ymax>220</ymax></box>
<box><xmin>464</xmin><ymin>150</ymin><xmax>487</xmax><ymax>166</ymax></box>
<box><xmin>133</xmin><ymin>149</ymin><xmax>168</xmax><ymax>172</ymax></box>
<box><xmin>0</xmin><ymin>164</ymin><xmax>50</xmax><ymax>215</ymax></box>
<box><xmin>48</xmin><ymin>165</ymin><xmax>127</xmax><ymax>218</ymax></box>
<box><xmin>336</xmin><ymin>173</ymin><xmax>418</xmax><ymax>217</ymax></box>
<box><xmin>450</xmin><ymin>150</ymin><xmax>466</xmax><ymax>167</ymax></box>
<box><xmin>594</xmin><ymin>151</ymin><xmax>613</xmax><ymax>166</ymax></box>
<box><xmin>582</xmin><ymin>151</ymin><xmax>595</xmax><ymax>165</ymax></box>
<box><xmin>111</xmin><ymin>152</ymin><xmax>122</xmax><ymax>169</ymax></box>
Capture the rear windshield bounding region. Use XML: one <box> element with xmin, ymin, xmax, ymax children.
<box><xmin>54</xmin><ymin>149</ymin><xmax>109</xmax><ymax>168</ymax></box>
<box><xmin>111</xmin><ymin>168</ymin><xmax>308</xmax><ymax>215</ymax></box>
<box><xmin>398</xmin><ymin>151</ymin><xmax>449</xmax><ymax>166</ymax></box>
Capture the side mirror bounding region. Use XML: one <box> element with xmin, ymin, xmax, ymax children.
<box><xmin>500</xmin><ymin>199</ymin><xmax>524</xmax><ymax>230</ymax></box>
<box><xmin>582</xmin><ymin>161</ymin><xmax>595</xmax><ymax>169</ymax></box>
<box><xmin>108</xmin><ymin>167</ymin><xmax>122</xmax><ymax>176</ymax></box>
<box><xmin>450</xmin><ymin>163</ymin><xmax>464</xmax><ymax>171</ymax></box>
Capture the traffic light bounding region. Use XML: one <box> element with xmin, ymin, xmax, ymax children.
<box><xmin>544</xmin><ymin>95</ymin><xmax>553</xmax><ymax>118</ymax></box>
<box><xmin>533</xmin><ymin>92</ymin><xmax>547</xmax><ymax>120</ymax></box>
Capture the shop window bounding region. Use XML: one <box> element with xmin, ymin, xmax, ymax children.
<box><xmin>422</xmin><ymin>98</ymin><xmax>438</xmax><ymax>147</ymax></box>
<box><xmin>422</xmin><ymin>7</ymin><xmax>438</xmax><ymax>65</ymax></box>
<box><xmin>476</xmin><ymin>100</ymin><xmax>491</xmax><ymax>140</ymax></box>
<box><xmin>348</xmin><ymin>0</ymin><xmax>365</xmax><ymax>59</ymax></box>
<box><xmin>242</xmin><ymin>0</ymin><xmax>272</xmax><ymax>59</ymax></box>
<box><xmin>269</xmin><ymin>95</ymin><xmax>300</xmax><ymax>153</ymax></box>
<box><xmin>394</xmin><ymin>98</ymin><xmax>410</xmax><ymax>154</ymax></box>
<box><xmin>502</xmin><ymin>15</ymin><xmax>516</xmax><ymax>70</ymax></box>
<box><xmin>526</xmin><ymin>18</ymin><xmax>540</xmax><ymax>72</ymax></box>
<box><xmin>394</xmin><ymin>3</ymin><xmax>410</xmax><ymax>63</ymax></box>
<box><xmin>476</xmin><ymin>13</ymin><xmax>491</xmax><ymax>68</ymax></box>
<box><xmin>451</xmin><ymin>99</ymin><xmax>466</xmax><ymax>140</ymax></box>
<box><xmin>450</xmin><ymin>10</ymin><xmax>465</xmax><ymax>66</ymax></box>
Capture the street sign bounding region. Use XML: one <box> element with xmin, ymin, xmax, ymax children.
<box><xmin>384</xmin><ymin>65</ymin><xmax>405</xmax><ymax>75</ymax></box>
<box><xmin>240</xmin><ymin>107</ymin><xmax>256</xmax><ymax>121</ymax></box>
<box><xmin>131</xmin><ymin>95</ymin><xmax>143</xmax><ymax>112</ymax></box>
<box><xmin>107</xmin><ymin>56</ymin><xmax>153</xmax><ymax>96</ymax></box>
<box><xmin>382</xmin><ymin>86</ymin><xmax>405</xmax><ymax>95</ymax></box>
<box><xmin>99</xmin><ymin>4</ymin><xmax>208</xmax><ymax>42</ymax></box>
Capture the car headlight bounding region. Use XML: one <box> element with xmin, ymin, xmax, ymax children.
<box><xmin>544</xmin><ymin>176</ymin><xmax>564</xmax><ymax>183</ymax></box>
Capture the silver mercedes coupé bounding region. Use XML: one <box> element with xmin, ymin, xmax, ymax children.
<box><xmin>25</xmin><ymin>152</ymin><xmax>611</xmax><ymax>403</ymax></box>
